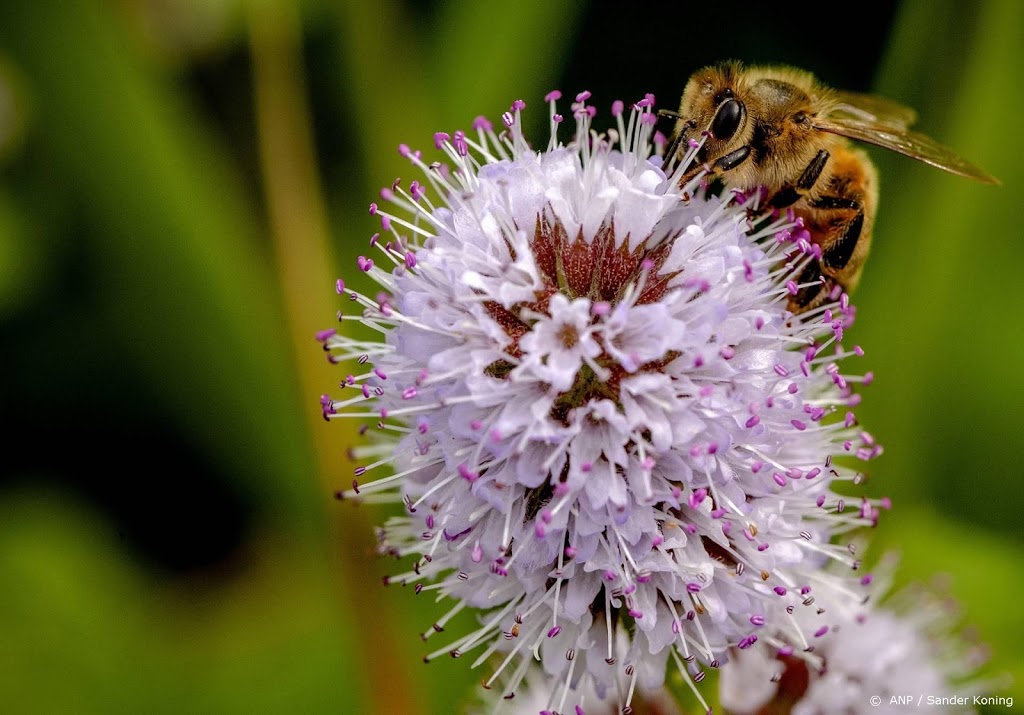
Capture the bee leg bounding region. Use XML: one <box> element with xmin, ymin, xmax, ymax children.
<box><xmin>809</xmin><ymin>196</ymin><xmax>863</xmax><ymax>271</ymax></box>
<box><xmin>767</xmin><ymin>150</ymin><xmax>830</xmax><ymax>209</ymax></box>
<box><xmin>677</xmin><ymin>145</ymin><xmax>749</xmax><ymax>193</ymax></box>
<box><xmin>788</xmin><ymin>259</ymin><xmax>832</xmax><ymax>313</ymax></box>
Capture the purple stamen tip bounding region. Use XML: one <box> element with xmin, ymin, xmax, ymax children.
<box><xmin>575</xmin><ymin>91</ymin><xmax>591</xmax><ymax>102</ymax></box>
<box><xmin>511</xmin><ymin>99</ymin><xmax>526</xmax><ymax>111</ymax></box>
<box><xmin>547</xmin><ymin>625</ymin><xmax>562</xmax><ymax>638</ymax></box>
<box><xmin>433</xmin><ymin>131</ymin><xmax>450</xmax><ymax>149</ymax></box>
<box><xmin>472</xmin><ymin>115</ymin><xmax>492</xmax><ymax>131</ymax></box>
<box><xmin>611</xmin><ymin>99</ymin><xmax>624</xmax><ymax>116</ymax></box>
<box><xmin>545</xmin><ymin>90</ymin><xmax>562</xmax><ymax>102</ymax></box>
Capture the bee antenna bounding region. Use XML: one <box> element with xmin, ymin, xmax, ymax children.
<box><xmin>664</xmin><ymin>132</ymin><xmax>686</xmax><ymax>172</ymax></box>
<box><xmin>657</xmin><ymin>110</ymin><xmax>688</xmax><ymax>170</ymax></box>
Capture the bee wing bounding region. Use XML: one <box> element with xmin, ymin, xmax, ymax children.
<box><xmin>829</xmin><ymin>90</ymin><xmax>919</xmax><ymax>128</ymax></box>
<box><xmin>814</xmin><ymin>117</ymin><xmax>1000</xmax><ymax>184</ymax></box>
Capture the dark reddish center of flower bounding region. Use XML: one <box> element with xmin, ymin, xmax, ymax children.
<box><xmin>483</xmin><ymin>210</ymin><xmax>683</xmax><ymax>418</ymax></box>
<box><xmin>530</xmin><ymin>212</ymin><xmax>677</xmax><ymax>304</ymax></box>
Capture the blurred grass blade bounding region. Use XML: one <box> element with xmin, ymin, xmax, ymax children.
<box><xmin>248</xmin><ymin>2</ymin><xmax>418</xmax><ymax>712</ymax></box>
<box><xmin>0</xmin><ymin>1</ymin><xmax>318</xmax><ymax>515</ymax></box>
<box><xmin>430</xmin><ymin>0</ymin><xmax>585</xmax><ymax>127</ymax></box>
<box><xmin>857</xmin><ymin>0</ymin><xmax>1024</xmax><ymax>535</ymax></box>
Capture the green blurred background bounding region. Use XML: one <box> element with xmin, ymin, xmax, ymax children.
<box><xmin>0</xmin><ymin>1</ymin><xmax>1020</xmax><ymax>712</ymax></box>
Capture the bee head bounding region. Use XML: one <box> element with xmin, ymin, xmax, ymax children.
<box><xmin>674</xmin><ymin>63</ymin><xmax>752</xmax><ymax>165</ymax></box>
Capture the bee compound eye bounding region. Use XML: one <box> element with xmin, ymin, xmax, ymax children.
<box><xmin>711</xmin><ymin>98</ymin><xmax>744</xmax><ymax>141</ymax></box>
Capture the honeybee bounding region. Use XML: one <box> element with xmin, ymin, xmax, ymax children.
<box><xmin>668</xmin><ymin>61</ymin><xmax>998</xmax><ymax>311</ymax></box>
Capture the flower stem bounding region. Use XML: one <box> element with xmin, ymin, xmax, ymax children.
<box><xmin>248</xmin><ymin>4</ymin><xmax>419</xmax><ymax>713</ymax></box>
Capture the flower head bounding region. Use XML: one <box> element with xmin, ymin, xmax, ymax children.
<box><xmin>322</xmin><ymin>91</ymin><xmax>885</xmax><ymax>711</ymax></box>
<box><xmin>719</xmin><ymin>568</ymin><xmax>991</xmax><ymax>714</ymax></box>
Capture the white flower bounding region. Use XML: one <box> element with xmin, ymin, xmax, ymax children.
<box><xmin>321</xmin><ymin>91</ymin><xmax>886</xmax><ymax>712</ymax></box>
<box><xmin>719</xmin><ymin>567</ymin><xmax>991</xmax><ymax>715</ymax></box>
<box><xmin>519</xmin><ymin>294</ymin><xmax>602</xmax><ymax>392</ymax></box>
